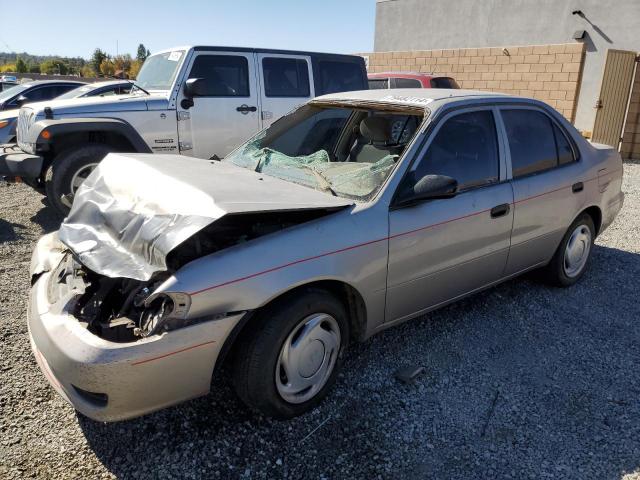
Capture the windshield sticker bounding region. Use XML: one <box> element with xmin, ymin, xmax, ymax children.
<box><xmin>168</xmin><ymin>51</ymin><xmax>183</xmax><ymax>62</ymax></box>
<box><xmin>381</xmin><ymin>95</ymin><xmax>433</xmax><ymax>105</ymax></box>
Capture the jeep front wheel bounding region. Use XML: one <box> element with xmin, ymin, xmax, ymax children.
<box><xmin>45</xmin><ymin>143</ymin><xmax>116</xmax><ymax>216</ymax></box>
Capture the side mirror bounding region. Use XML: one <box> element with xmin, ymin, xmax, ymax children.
<box><xmin>183</xmin><ymin>78</ymin><xmax>207</xmax><ymax>98</ymax></box>
<box><xmin>396</xmin><ymin>174</ymin><xmax>458</xmax><ymax>207</ymax></box>
<box><xmin>15</xmin><ymin>95</ymin><xmax>28</xmax><ymax>107</ymax></box>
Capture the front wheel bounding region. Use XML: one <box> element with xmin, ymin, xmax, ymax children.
<box><xmin>543</xmin><ymin>213</ymin><xmax>595</xmax><ymax>287</ymax></box>
<box><xmin>44</xmin><ymin>143</ymin><xmax>115</xmax><ymax>216</ymax></box>
<box><xmin>231</xmin><ymin>289</ymin><xmax>349</xmax><ymax>418</ymax></box>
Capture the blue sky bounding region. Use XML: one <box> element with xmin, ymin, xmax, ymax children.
<box><xmin>0</xmin><ymin>0</ymin><xmax>376</xmax><ymax>59</ymax></box>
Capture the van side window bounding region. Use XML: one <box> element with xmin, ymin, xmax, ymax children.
<box><xmin>412</xmin><ymin>110</ymin><xmax>500</xmax><ymax>190</ymax></box>
<box><xmin>189</xmin><ymin>55</ymin><xmax>249</xmax><ymax>97</ymax></box>
<box><xmin>262</xmin><ymin>58</ymin><xmax>310</xmax><ymax>97</ymax></box>
<box><xmin>502</xmin><ymin>109</ymin><xmax>574</xmax><ymax>177</ymax></box>
<box><xmin>318</xmin><ymin>61</ymin><xmax>365</xmax><ymax>94</ymax></box>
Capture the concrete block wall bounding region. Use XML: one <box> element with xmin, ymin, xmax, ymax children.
<box><xmin>621</xmin><ymin>64</ymin><xmax>640</xmax><ymax>160</ymax></box>
<box><xmin>361</xmin><ymin>43</ymin><xmax>586</xmax><ymax>122</ymax></box>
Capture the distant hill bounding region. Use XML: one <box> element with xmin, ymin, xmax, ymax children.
<box><xmin>0</xmin><ymin>52</ymin><xmax>86</xmax><ymax>65</ymax></box>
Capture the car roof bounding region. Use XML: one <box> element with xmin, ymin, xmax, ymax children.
<box><xmin>314</xmin><ymin>88</ymin><xmax>514</xmax><ymax>108</ymax></box>
<box><xmin>19</xmin><ymin>79</ymin><xmax>87</xmax><ymax>87</ymax></box>
<box><xmin>368</xmin><ymin>72</ymin><xmax>446</xmax><ymax>79</ymax></box>
<box><xmin>83</xmin><ymin>79</ymin><xmax>131</xmax><ymax>88</ymax></box>
<box><xmin>153</xmin><ymin>45</ymin><xmax>363</xmax><ymax>60</ymax></box>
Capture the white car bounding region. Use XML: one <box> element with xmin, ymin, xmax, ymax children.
<box><xmin>28</xmin><ymin>89</ymin><xmax>623</xmax><ymax>421</ymax></box>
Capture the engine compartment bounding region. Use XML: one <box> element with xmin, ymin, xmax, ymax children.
<box><xmin>57</xmin><ymin>209</ymin><xmax>338</xmax><ymax>342</ymax></box>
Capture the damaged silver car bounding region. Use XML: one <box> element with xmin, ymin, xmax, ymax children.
<box><xmin>28</xmin><ymin>89</ymin><xmax>623</xmax><ymax>421</ymax></box>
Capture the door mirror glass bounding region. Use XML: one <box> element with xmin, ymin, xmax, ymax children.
<box><xmin>397</xmin><ymin>174</ymin><xmax>458</xmax><ymax>207</ymax></box>
<box><xmin>183</xmin><ymin>78</ymin><xmax>207</xmax><ymax>97</ymax></box>
<box><xmin>15</xmin><ymin>95</ymin><xmax>28</xmax><ymax>107</ymax></box>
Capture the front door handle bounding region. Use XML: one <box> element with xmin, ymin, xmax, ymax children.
<box><xmin>236</xmin><ymin>104</ymin><xmax>257</xmax><ymax>114</ymax></box>
<box><xmin>490</xmin><ymin>203</ymin><xmax>510</xmax><ymax>218</ymax></box>
<box><xmin>572</xmin><ymin>182</ymin><xmax>584</xmax><ymax>193</ymax></box>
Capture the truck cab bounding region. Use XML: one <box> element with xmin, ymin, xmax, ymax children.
<box><xmin>0</xmin><ymin>46</ymin><xmax>367</xmax><ymax>215</ymax></box>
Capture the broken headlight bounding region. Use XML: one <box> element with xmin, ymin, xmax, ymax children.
<box><xmin>135</xmin><ymin>292</ymin><xmax>191</xmax><ymax>337</ymax></box>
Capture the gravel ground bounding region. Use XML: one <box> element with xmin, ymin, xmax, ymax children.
<box><xmin>1</xmin><ymin>164</ymin><xmax>639</xmax><ymax>480</ymax></box>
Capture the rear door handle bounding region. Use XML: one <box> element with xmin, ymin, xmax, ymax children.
<box><xmin>236</xmin><ymin>104</ymin><xmax>257</xmax><ymax>114</ymax></box>
<box><xmin>490</xmin><ymin>203</ymin><xmax>510</xmax><ymax>218</ymax></box>
<box><xmin>572</xmin><ymin>182</ymin><xmax>584</xmax><ymax>193</ymax></box>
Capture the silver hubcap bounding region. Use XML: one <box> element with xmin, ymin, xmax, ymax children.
<box><xmin>275</xmin><ymin>313</ymin><xmax>341</xmax><ymax>404</ymax></box>
<box><xmin>70</xmin><ymin>163</ymin><xmax>99</xmax><ymax>195</ymax></box>
<box><xmin>563</xmin><ymin>224</ymin><xmax>592</xmax><ymax>277</ymax></box>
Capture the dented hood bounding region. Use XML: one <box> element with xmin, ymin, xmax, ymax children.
<box><xmin>58</xmin><ymin>153</ymin><xmax>352</xmax><ymax>281</ymax></box>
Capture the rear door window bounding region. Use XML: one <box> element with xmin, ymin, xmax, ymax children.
<box><xmin>501</xmin><ymin>109</ymin><xmax>573</xmax><ymax>177</ymax></box>
<box><xmin>262</xmin><ymin>57</ymin><xmax>310</xmax><ymax>97</ymax></box>
<box><xmin>394</xmin><ymin>78</ymin><xmax>422</xmax><ymax>88</ymax></box>
<box><xmin>317</xmin><ymin>60</ymin><xmax>365</xmax><ymax>94</ymax></box>
<box><xmin>430</xmin><ymin>77</ymin><xmax>460</xmax><ymax>88</ymax></box>
<box><xmin>189</xmin><ymin>55</ymin><xmax>250</xmax><ymax>97</ymax></box>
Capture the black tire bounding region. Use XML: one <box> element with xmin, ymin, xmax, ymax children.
<box><xmin>542</xmin><ymin>213</ymin><xmax>596</xmax><ymax>287</ymax></box>
<box><xmin>231</xmin><ymin>288</ymin><xmax>349</xmax><ymax>418</ymax></box>
<box><xmin>44</xmin><ymin>143</ymin><xmax>116</xmax><ymax>216</ymax></box>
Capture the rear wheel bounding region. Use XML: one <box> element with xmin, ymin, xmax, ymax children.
<box><xmin>231</xmin><ymin>289</ymin><xmax>349</xmax><ymax>418</ymax></box>
<box><xmin>45</xmin><ymin>143</ymin><xmax>115</xmax><ymax>216</ymax></box>
<box><xmin>543</xmin><ymin>213</ymin><xmax>595</xmax><ymax>287</ymax></box>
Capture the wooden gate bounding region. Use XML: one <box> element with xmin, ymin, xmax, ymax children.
<box><xmin>592</xmin><ymin>49</ymin><xmax>637</xmax><ymax>147</ymax></box>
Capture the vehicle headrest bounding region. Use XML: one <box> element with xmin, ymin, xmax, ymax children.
<box><xmin>360</xmin><ymin>116</ymin><xmax>391</xmax><ymax>143</ymax></box>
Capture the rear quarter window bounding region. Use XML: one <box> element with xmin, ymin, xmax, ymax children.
<box><xmin>430</xmin><ymin>77</ymin><xmax>460</xmax><ymax>88</ymax></box>
<box><xmin>317</xmin><ymin>60</ymin><xmax>366</xmax><ymax>94</ymax></box>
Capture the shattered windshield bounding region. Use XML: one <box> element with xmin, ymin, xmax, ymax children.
<box><xmin>224</xmin><ymin>104</ymin><xmax>423</xmax><ymax>201</ymax></box>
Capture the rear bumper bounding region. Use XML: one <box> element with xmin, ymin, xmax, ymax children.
<box><xmin>28</xmin><ymin>263</ymin><xmax>244</xmax><ymax>422</ymax></box>
<box><xmin>0</xmin><ymin>143</ymin><xmax>43</xmax><ymax>180</ymax></box>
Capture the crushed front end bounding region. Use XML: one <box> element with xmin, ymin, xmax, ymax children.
<box><xmin>28</xmin><ymin>232</ymin><xmax>244</xmax><ymax>422</ymax></box>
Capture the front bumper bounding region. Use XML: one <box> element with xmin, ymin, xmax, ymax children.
<box><xmin>28</xmin><ymin>261</ymin><xmax>244</xmax><ymax>422</ymax></box>
<box><xmin>0</xmin><ymin>143</ymin><xmax>43</xmax><ymax>180</ymax></box>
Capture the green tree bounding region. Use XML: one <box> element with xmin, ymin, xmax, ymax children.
<box><xmin>29</xmin><ymin>64</ymin><xmax>41</xmax><ymax>74</ymax></box>
<box><xmin>80</xmin><ymin>65</ymin><xmax>94</xmax><ymax>78</ymax></box>
<box><xmin>40</xmin><ymin>60</ymin><xmax>68</xmax><ymax>75</ymax></box>
<box><xmin>91</xmin><ymin>48</ymin><xmax>108</xmax><ymax>75</ymax></box>
<box><xmin>15</xmin><ymin>57</ymin><xmax>27</xmax><ymax>73</ymax></box>
<box><xmin>114</xmin><ymin>54</ymin><xmax>132</xmax><ymax>74</ymax></box>
<box><xmin>129</xmin><ymin>59</ymin><xmax>143</xmax><ymax>78</ymax></box>
<box><xmin>136</xmin><ymin>44</ymin><xmax>149</xmax><ymax>63</ymax></box>
<box><xmin>99</xmin><ymin>58</ymin><xmax>116</xmax><ymax>77</ymax></box>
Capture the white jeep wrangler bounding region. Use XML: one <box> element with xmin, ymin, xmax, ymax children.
<box><xmin>0</xmin><ymin>46</ymin><xmax>367</xmax><ymax>214</ymax></box>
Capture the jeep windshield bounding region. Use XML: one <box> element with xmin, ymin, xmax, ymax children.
<box><xmin>135</xmin><ymin>50</ymin><xmax>186</xmax><ymax>91</ymax></box>
<box><xmin>224</xmin><ymin>104</ymin><xmax>424</xmax><ymax>201</ymax></box>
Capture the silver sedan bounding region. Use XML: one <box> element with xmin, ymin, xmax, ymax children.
<box><xmin>28</xmin><ymin>89</ymin><xmax>624</xmax><ymax>421</ymax></box>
